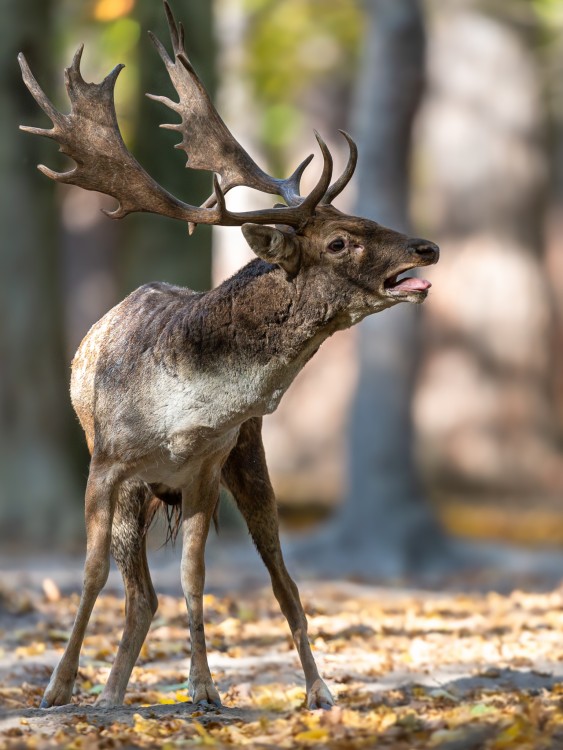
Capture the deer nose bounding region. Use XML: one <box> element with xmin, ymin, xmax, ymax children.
<box><xmin>408</xmin><ymin>238</ymin><xmax>440</xmax><ymax>261</ymax></box>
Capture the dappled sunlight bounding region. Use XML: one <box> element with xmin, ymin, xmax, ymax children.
<box><xmin>94</xmin><ymin>0</ymin><xmax>136</xmax><ymax>23</ymax></box>
<box><xmin>3</xmin><ymin>580</ymin><xmax>563</xmax><ymax>747</ymax></box>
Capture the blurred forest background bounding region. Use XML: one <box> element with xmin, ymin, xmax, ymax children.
<box><xmin>1</xmin><ymin>0</ymin><xmax>563</xmax><ymax>577</ymax></box>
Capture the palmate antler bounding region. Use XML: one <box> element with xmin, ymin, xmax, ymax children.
<box><xmin>19</xmin><ymin>1</ymin><xmax>357</xmax><ymax>233</ymax></box>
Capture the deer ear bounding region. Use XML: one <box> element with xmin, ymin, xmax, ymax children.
<box><xmin>241</xmin><ymin>224</ymin><xmax>301</xmax><ymax>275</ymax></box>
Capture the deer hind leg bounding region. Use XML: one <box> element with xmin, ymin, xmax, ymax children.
<box><xmin>40</xmin><ymin>459</ymin><xmax>120</xmax><ymax>708</ymax></box>
<box><xmin>222</xmin><ymin>418</ymin><xmax>334</xmax><ymax>710</ymax></box>
<box><xmin>181</xmin><ymin>482</ymin><xmax>222</xmax><ymax>707</ymax></box>
<box><xmin>95</xmin><ymin>480</ymin><xmax>158</xmax><ymax>707</ymax></box>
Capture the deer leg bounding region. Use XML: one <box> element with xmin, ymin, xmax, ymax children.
<box><xmin>222</xmin><ymin>418</ymin><xmax>334</xmax><ymax>710</ymax></box>
<box><xmin>181</xmin><ymin>484</ymin><xmax>221</xmax><ymax>707</ymax></box>
<box><xmin>40</xmin><ymin>461</ymin><xmax>119</xmax><ymax>707</ymax></box>
<box><xmin>95</xmin><ymin>481</ymin><xmax>158</xmax><ymax>707</ymax></box>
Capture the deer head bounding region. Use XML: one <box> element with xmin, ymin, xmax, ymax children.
<box><xmin>18</xmin><ymin>1</ymin><xmax>438</xmax><ymax>314</ymax></box>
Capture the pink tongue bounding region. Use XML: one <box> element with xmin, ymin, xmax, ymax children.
<box><xmin>393</xmin><ymin>277</ymin><xmax>431</xmax><ymax>292</ymax></box>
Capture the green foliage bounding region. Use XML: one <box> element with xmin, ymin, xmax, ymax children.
<box><xmin>531</xmin><ymin>0</ymin><xmax>563</xmax><ymax>122</ymax></box>
<box><xmin>532</xmin><ymin>0</ymin><xmax>563</xmax><ymax>27</ymax></box>
<box><xmin>242</xmin><ymin>0</ymin><xmax>362</xmax><ymax>151</ymax></box>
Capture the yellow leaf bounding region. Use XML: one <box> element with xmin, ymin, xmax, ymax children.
<box><xmin>15</xmin><ymin>643</ymin><xmax>45</xmax><ymax>657</ymax></box>
<box><xmin>379</xmin><ymin>711</ymin><xmax>397</xmax><ymax>731</ymax></box>
<box><xmin>74</xmin><ymin>722</ymin><xmax>95</xmax><ymax>733</ymax></box>
<box><xmin>133</xmin><ymin>713</ymin><xmax>162</xmax><ymax>738</ymax></box>
<box><xmin>193</xmin><ymin>721</ymin><xmax>217</xmax><ymax>745</ymax></box>
<box><xmin>492</xmin><ymin>715</ymin><xmax>534</xmax><ymax>749</ymax></box>
<box><xmin>300</xmin><ymin>713</ymin><xmax>320</xmax><ymax>729</ymax></box>
<box><xmin>175</xmin><ymin>691</ymin><xmax>191</xmax><ymax>702</ymax></box>
<box><xmin>250</xmin><ymin>685</ymin><xmax>304</xmax><ymax>711</ymax></box>
<box><xmin>294</xmin><ymin>728</ymin><xmax>330</xmax><ymax>743</ymax></box>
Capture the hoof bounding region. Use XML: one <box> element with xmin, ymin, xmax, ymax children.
<box><xmin>40</xmin><ymin>683</ymin><xmax>74</xmax><ymax>708</ymax></box>
<box><xmin>307</xmin><ymin>679</ymin><xmax>335</xmax><ymax>711</ymax></box>
<box><xmin>94</xmin><ymin>697</ymin><xmax>117</xmax><ymax>708</ymax></box>
<box><xmin>196</xmin><ymin>697</ymin><xmax>222</xmax><ymax>708</ymax></box>
<box><xmin>189</xmin><ymin>677</ymin><xmax>222</xmax><ymax>708</ymax></box>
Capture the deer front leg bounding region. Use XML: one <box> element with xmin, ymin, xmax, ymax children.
<box><xmin>181</xmin><ymin>487</ymin><xmax>222</xmax><ymax>707</ymax></box>
<box><xmin>262</xmin><ymin>537</ymin><xmax>334</xmax><ymax>710</ymax></box>
<box><xmin>222</xmin><ymin>419</ymin><xmax>334</xmax><ymax>710</ymax></box>
<box><xmin>41</xmin><ymin>461</ymin><xmax>118</xmax><ymax>707</ymax></box>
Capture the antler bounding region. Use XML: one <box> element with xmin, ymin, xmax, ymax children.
<box><xmin>19</xmin><ymin>1</ymin><xmax>356</xmax><ymax>233</ymax></box>
<box><xmin>321</xmin><ymin>131</ymin><xmax>358</xmax><ymax>205</ymax></box>
<box><xmin>19</xmin><ymin>46</ymin><xmax>222</xmax><ymax>225</ymax></box>
<box><xmin>149</xmin><ymin>1</ymin><xmax>356</xmax><ymax>216</ymax></box>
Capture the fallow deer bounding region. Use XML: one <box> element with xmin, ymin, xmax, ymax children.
<box><xmin>19</xmin><ymin>1</ymin><xmax>439</xmax><ymax>711</ymax></box>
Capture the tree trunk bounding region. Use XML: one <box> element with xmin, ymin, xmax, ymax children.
<box><xmin>340</xmin><ymin>0</ymin><xmax>446</xmax><ymax>575</ymax></box>
<box><xmin>0</xmin><ymin>0</ymin><xmax>81</xmax><ymax>546</ymax></box>
<box><xmin>289</xmin><ymin>0</ymin><xmax>447</xmax><ymax>578</ymax></box>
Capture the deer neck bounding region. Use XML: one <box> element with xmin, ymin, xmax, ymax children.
<box><xmin>213</xmin><ymin>259</ymin><xmax>341</xmax><ymax>354</ymax></box>
<box><xmin>185</xmin><ymin>259</ymin><xmax>344</xmax><ymax>413</ymax></box>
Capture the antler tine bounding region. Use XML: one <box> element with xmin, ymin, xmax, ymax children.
<box><xmin>18</xmin><ymin>52</ymin><xmax>63</xmax><ymax>132</ymax></box>
<box><xmin>321</xmin><ymin>131</ymin><xmax>358</xmax><ymax>205</ymax></box>
<box><xmin>146</xmin><ymin>2</ymin><xmax>180</xmax><ymax>67</ymax></box>
<box><xmin>164</xmin><ymin>0</ymin><xmax>182</xmax><ymax>56</ymax></box>
<box><xmin>278</xmin><ymin>153</ymin><xmax>315</xmax><ymax>206</ymax></box>
<box><xmin>218</xmin><ymin>132</ymin><xmax>333</xmax><ymax>229</ymax></box>
<box><xmin>198</xmin><ymin>151</ymin><xmax>315</xmax><ymax>212</ymax></box>
<box><xmin>178</xmin><ymin>21</ymin><xmax>186</xmax><ymax>53</ymax></box>
<box><xmin>296</xmin><ymin>132</ymin><xmax>333</xmax><ymax>210</ymax></box>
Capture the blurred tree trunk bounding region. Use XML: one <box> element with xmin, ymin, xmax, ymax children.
<box><xmin>121</xmin><ymin>0</ymin><xmax>215</xmax><ymax>294</ymax></box>
<box><xmin>291</xmin><ymin>0</ymin><xmax>447</xmax><ymax>578</ymax></box>
<box><xmin>339</xmin><ymin>0</ymin><xmax>446</xmax><ymax>575</ymax></box>
<box><xmin>0</xmin><ymin>0</ymin><xmax>81</xmax><ymax>546</ymax></box>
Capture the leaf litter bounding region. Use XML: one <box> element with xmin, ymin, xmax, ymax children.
<box><xmin>1</xmin><ymin>580</ymin><xmax>563</xmax><ymax>748</ymax></box>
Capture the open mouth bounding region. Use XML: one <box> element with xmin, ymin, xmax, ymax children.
<box><xmin>384</xmin><ymin>270</ymin><xmax>432</xmax><ymax>296</ymax></box>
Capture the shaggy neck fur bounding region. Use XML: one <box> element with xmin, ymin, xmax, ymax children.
<box><xmin>128</xmin><ymin>258</ymin><xmax>351</xmax><ymax>380</ymax></box>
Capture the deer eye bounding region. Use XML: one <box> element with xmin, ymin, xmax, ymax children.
<box><xmin>327</xmin><ymin>238</ymin><xmax>346</xmax><ymax>253</ymax></box>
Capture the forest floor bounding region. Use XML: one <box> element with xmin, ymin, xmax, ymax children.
<box><xmin>2</xmin><ymin>539</ymin><xmax>563</xmax><ymax>749</ymax></box>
